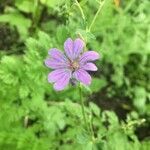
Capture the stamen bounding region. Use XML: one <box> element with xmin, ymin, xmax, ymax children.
<box><xmin>69</xmin><ymin>61</ymin><xmax>79</xmax><ymax>71</ymax></box>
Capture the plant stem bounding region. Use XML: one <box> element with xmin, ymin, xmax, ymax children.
<box><xmin>88</xmin><ymin>0</ymin><xmax>105</xmax><ymax>32</ymax></box>
<box><xmin>89</xmin><ymin>113</ymin><xmax>95</xmax><ymax>141</ymax></box>
<box><xmin>79</xmin><ymin>84</ymin><xmax>88</xmax><ymax>130</ymax></box>
<box><xmin>74</xmin><ymin>0</ymin><xmax>86</xmax><ymax>22</ymax></box>
<box><xmin>79</xmin><ymin>84</ymin><xmax>96</xmax><ymax>141</ymax></box>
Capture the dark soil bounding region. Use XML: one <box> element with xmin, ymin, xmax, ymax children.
<box><xmin>91</xmin><ymin>87</ymin><xmax>150</xmax><ymax>141</ymax></box>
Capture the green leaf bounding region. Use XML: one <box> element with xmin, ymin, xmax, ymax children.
<box><xmin>56</xmin><ymin>25</ymin><xmax>69</xmax><ymax>44</ymax></box>
<box><xmin>15</xmin><ymin>0</ymin><xmax>35</xmax><ymax>13</ymax></box>
<box><xmin>19</xmin><ymin>85</ymin><xmax>30</xmax><ymax>99</ymax></box>
<box><xmin>40</xmin><ymin>0</ymin><xmax>65</xmax><ymax>8</ymax></box>
<box><xmin>0</xmin><ymin>12</ymin><xmax>31</xmax><ymax>39</ymax></box>
<box><xmin>76</xmin><ymin>29</ymin><xmax>96</xmax><ymax>41</ymax></box>
<box><xmin>133</xmin><ymin>87</ymin><xmax>147</xmax><ymax>112</ymax></box>
<box><xmin>76</xmin><ymin>130</ymin><xmax>90</xmax><ymax>144</ymax></box>
<box><xmin>89</xmin><ymin>102</ymin><xmax>100</xmax><ymax>116</ymax></box>
<box><xmin>90</xmin><ymin>78</ymin><xmax>107</xmax><ymax>93</ymax></box>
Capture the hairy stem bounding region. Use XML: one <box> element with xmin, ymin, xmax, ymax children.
<box><xmin>79</xmin><ymin>84</ymin><xmax>96</xmax><ymax>141</ymax></box>
<box><xmin>79</xmin><ymin>84</ymin><xmax>88</xmax><ymax>129</ymax></box>
<box><xmin>74</xmin><ymin>0</ymin><xmax>86</xmax><ymax>22</ymax></box>
<box><xmin>88</xmin><ymin>0</ymin><xmax>105</xmax><ymax>31</ymax></box>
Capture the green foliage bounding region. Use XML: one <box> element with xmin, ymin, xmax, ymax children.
<box><xmin>0</xmin><ymin>0</ymin><xmax>149</xmax><ymax>149</ymax></box>
<box><xmin>0</xmin><ymin>11</ymin><xmax>31</xmax><ymax>39</ymax></box>
<box><xmin>40</xmin><ymin>0</ymin><xmax>66</xmax><ymax>8</ymax></box>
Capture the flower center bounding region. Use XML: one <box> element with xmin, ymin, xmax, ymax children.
<box><xmin>70</xmin><ymin>61</ymin><xmax>79</xmax><ymax>71</ymax></box>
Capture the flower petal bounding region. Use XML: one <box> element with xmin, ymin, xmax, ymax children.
<box><xmin>64</xmin><ymin>38</ymin><xmax>84</xmax><ymax>60</ymax></box>
<box><xmin>81</xmin><ymin>62</ymin><xmax>98</xmax><ymax>71</ymax></box>
<box><xmin>73</xmin><ymin>38</ymin><xmax>84</xmax><ymax>59</ymax></box>
<box><xmin>64</xmin><ymin>38</ymin><xmax>73</xmax><ymax>59</ymax></box>
<box><xmin>45</xmin><ymin>58</ymin><xmax>69</xmax><ymax>69</ymax></box>
<box><xmin>53</xmin><ymin>70</ymin><xmax>72</xmax><ymax>91</ymax></box>
<box><xmin>80</xmin><ymin>51</ymin><xmax>100</xmax><ymax>63</ymax></box>
<box><xmin>48</xmin><ymin>48</ymin><xmax>67</xmax><ymax>62</ymax></box>
<box><xmin>48</xmin><ymin>69</ymin><xmax>70</xmax><ymax>83</ymax></box>
<box><xmin>73</xmin><ymin>69</ymin><xmax>91</xmax><ymax>85</ymax></box>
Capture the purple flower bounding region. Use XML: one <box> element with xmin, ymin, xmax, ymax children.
<box><xmin>45</xmin><ymin>38</ymin><xmax>100</xmax><ymax>91</ymax></box>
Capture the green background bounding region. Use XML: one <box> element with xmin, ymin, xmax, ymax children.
<box><xmin>0</xmin><ymin>0</ymin><xmax>149</xmax><ymax>149</ymax></box>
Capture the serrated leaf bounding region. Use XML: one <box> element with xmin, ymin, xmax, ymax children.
<box><xmin>76</xmin><ymin>29</ymin><xmax>96</xmax><ymax>40</ymax></box>
<box><xmin>19</xmin><ymin>85</ymin><xmax>29</xmax><ymax>99</ymax></box>
<box><xmin>89</xmin><ymin>102</ymin><xmax>100</xmax><ymax>116</ymax></box>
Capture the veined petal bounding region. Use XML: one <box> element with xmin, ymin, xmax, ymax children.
<box><xmin>73</xmin><ymin>69</ymin><xmax>91</xmax><ymax>85</ymax></box>
<box><xmin>48</xmin><ymin>48</ymin><xmax>67</xmax><ymax>62</ymax></box>
<box><xmin>64</xmin><ymin>38</ymin><xmax>73</xmax><ymax>59</ymax></box>
<box><xmin>81</xmin><ymin>62</ymin><xmax>98</xmax><ymax>71</ymax></box>
<box><xmin>80</xmin><ymin>51</ymin><xmax>100</xmax><ymax>63</ymax></box>
<box><xmin>73</xmin><ymin>38</ymin><xmax>84</xmax><ymax>59</ymax></box>
<box><xmin>54</xmin><ymin>70</ymin><xmax>72</xmax><ymax>91</ymax></box>
<box><xmin>48</xmin><ymin>69</ymin><xmax>71</xmax><ymax>83</ymax></box>
<box><xmin>64</xmin><ymin>38</ymin><xmax>84</xmax><ymax>60</ymax></box>
<box><xmin>45</xmin><ymin>58</ymin><xmax>69</xmax><ymax>69</ymax></box>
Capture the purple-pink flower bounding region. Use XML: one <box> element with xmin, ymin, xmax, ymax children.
<box><xmin>45</xmin><ymin>38</ymin><xmax>100</xmax><ymax>91</ymax></box>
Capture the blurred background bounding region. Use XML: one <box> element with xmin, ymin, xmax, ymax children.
<box><xmin>0</xmin><ymin>0</ymin><xmax>149</xmax><ymax>149</ymax></box>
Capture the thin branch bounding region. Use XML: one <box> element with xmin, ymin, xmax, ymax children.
<box><xmin>74</xmin><ymin>0</ymin><xmax>86</xmax><ymax>22</ymax></box>
<box><xmin>88</xmin><ymin>0</ymin><xmax>105</xmax><ymax>32</ymax></box>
